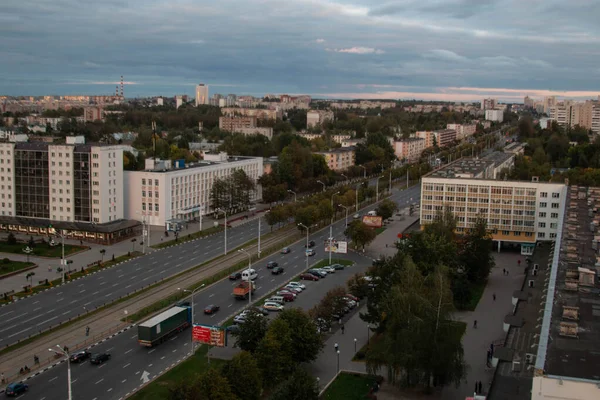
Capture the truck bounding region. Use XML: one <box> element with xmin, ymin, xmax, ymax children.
<box><xmin>138</xmin><ymin>304</ymin><xmax>192</xmax><ymax>347</ymax></box>
<box><xmin>233</xmin><ymin>281</ymin><xmax>256</xmax><ymax>300</ymax></box>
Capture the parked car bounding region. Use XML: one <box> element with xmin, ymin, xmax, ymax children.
<box><xmin>353</xmin><ymin>213</ymin><xmax>360</xmax><ymax>219</ymax></box>
<box><xmin>284</xmin><ymin>285</ymin><xmax>302</xmax><ymax>293</ymax></box>
<box><xmin>226</xmin><ymin>325</ymin><xmax>240</xmax><ymax>334</ymax></box>
<box><xmin>271</xmin><ymin>266</ymin><xmax>284</xmax><ymax>275</ymax></box>
<box><xmin>276</xmin><ymin>289</ymin><xmax>297</xmax><ymax>298</ymax></box>
<box><xmin>266</xmin><ymin>261</ymin><xmax>278</xmax><ymax>269</ymax></box>
<box><xmin>331</xmin><ymin>263</ymin><xmax>345</xmax><ymax>270</ymax></box>
<box><xmin>277</xmin><ymin>292</ymin><xmax>296</xmax><ymax>302</ymax></box>
<box><xmin>346</xmin><ymin>299</ymin><xmax>357</xmax><ymax>309</ymax></box>
<box><xmin>281</xmin><ymin>247</ymin><xmax>291</xmax><ymax>254</ymax></box>
<box><xmin>263</xmin><ymin>302</ymin><xmax>284</xmax><ymax>311</ymax></box>
<box><xmin>69</xmin><ymin>350</ymin><xmax>91</xmax><ymax>363</ymax></box>
<box><xmin>305</xmin><ymin>249</ymin><xmax>316</xmax><ymax>257</ymax></box>
<box><xmin>304</xmin><ymin>240</ymin><xmax>316</xmax><ymax>248</ymax></box>
<box><xmin>300</xmin><ymin>273</ymin><xmax>319</xmax><ymax>281</ymax></box>
<box><xmin>229</xmin><ymin>272</ymin><xmax>242</xmax><ymax>280</ymax></box>
<box><xmin>233</xmin><ymin>315</ymin><xmax>247</xmax><ymax>324</ymax></box>
<box><xmin>90</xmin><ymin>353</ymin><xmax>111</xmax><ymax>365</ymax></box>
<box><xmin>203</xmin><ymin>304</ymin><xmax>220</xmax><ymax>315</ymax></box>
<box><xmin>308</xmin><ymin>269</ymin><xmax>327</xmax><ymax>278</ymax></box>
<box><xmin>4</xmin><ymin>383</ymin><xmax>28</xmax><ymax>397</ymax></box>
<box><xmin>265</xmin><ymin>297</ymin><xmax>285</xmax><ymax>306</ymax></box>
<box><xmin>286</xmin><ymin>282</ymin><xmax>305</xmax><ymax>290</ymax></box>
<box><xmin>321</xmin><ymin>266</ymin><xmax>336</xmax><ymax>273</ymax></box>
<box><xmin>344</xmin><ymin>294</ymin><xmax>359</xmax><ymax>302</ymax></box>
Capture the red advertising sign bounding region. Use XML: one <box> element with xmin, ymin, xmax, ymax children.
<box><xmin>192</xmin><ymin>324</ymin><xmax>226</xmax><ymax>347</ymax></box>
<box><xmin>362</xmin><ymin>215</ymin><xmax>383</xmax><ymax>228</ymax></box>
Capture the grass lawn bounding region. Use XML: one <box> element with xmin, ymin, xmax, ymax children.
<box><xmin>464</xmin><ymin>282</ymin><xmax>487</xmax><ymax>311</ymax></box>
<box><xmin>321</xmin><ymin>372</ymin><xmax>377</xmax><ymax>400</ymax></box>
<box><xmin>312</xmin><ymin>258</ymin><xmax>354</xmax><ymax>269</ymax></box>
<box><xmin>151</xmin><ymin>226</ymin><xmax>223</xmax><ymax>249</ymax></box>
<box><xmin>0</xmin><ymin>241</ymin><xmax>86</xmax><ymax>258</ymax></box>
<box><xmin>129</xmin><ymin>345</ymin><xmax>226</xmax><ymax>400</ymax></box>
<box><xmin>0</xmin><ymin>260</ymin><xmax>35</xmax><ymax>275</ymax></box>
<box><xmin>375</xmin><ymin>227</ymin><xmax>386</xmax><ymax>235</ymax></box>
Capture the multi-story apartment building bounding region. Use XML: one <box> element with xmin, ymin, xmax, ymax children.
<box><xmin>485</xmin><ymin>109</ymin><xmax>504</xmax><ymax>122</ymax></box>
<box><xmin>306</xmin><ymin>110</ymin><xmax>334</xmax><ymax>128</ymax></box>
<box><xmin>481</xmin><ymin>98</ymin><xmax>498</xmax><ymax>111</ymax></box>
<box><xmin>195</xmin><ymin>84</ymin><xmax>209</xmax><ymax>106</ymax></box>
<box><xmin>124</xmin><ymin>153</ymin><xmax>263</xmax><ymax>227</ymax></box>
<box><xmin>550</xmin><ymin>100</ymin><xmax>597</xmax><ymax>130</ymax></box>
<box><xmin>543</xmin><ymin>96</ymin><xmax>557</xmax><ymax>114</ymax></box>
<box><xmin>83</xmin><ymin>106</ymin><xmax>103</xmax><ymax>122</ymax></box>
<box><xmin>524</xmin><ymin>96</ymin><xmax>534</xmax><ymax>109</ymax></box>
<box><xmin>219</xmin><ymin>116</ymin><xmax>257</xmax><ymax>131</ymax></box>
<box><xmin>420</xmin><ymin>160</ymin><xmax>567</xmax><ymax>254</ymax></box>
<box><xmin>592</xmin><ymin>103</ymin><xmax>600</xmax><ymax>135</ymax></box>
<box><xmin>393</xmin><ymin>138</ymin><xmax>426</xmax><ymax>163</ymax></box>
<box><xmin>447</xmin><ymin>123</ymin><xmax>477</xmax><ymax>140</ymax></box>
<box><xmin>314</xmin><ymin>148</ymin><xmax>355</xmax><ymax>172</ymax></box>
<box><xmin>416</xmin><ymin>129</ymin><xmax>457</xmax><ymax>148</ymax></box>
<box><xmin>221</xmin><ymin>108</ymin><xmax>281</xmax><ymax>120</ymax></box>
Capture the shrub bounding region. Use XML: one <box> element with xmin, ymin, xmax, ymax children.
<box><xmin>6</xmin><ymin>233</ymin><xmax>17</xmax><ymax>245</ymax></box>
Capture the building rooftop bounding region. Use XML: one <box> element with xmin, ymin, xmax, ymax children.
<box><xmin>394</xmin><ymin>137</ymin><xmax>424</xmax><ymax>143</ymax></box>
<box><xmin>539</xmin><ymin>186</ymin><xmax>600</xmax><ymax>381</ymax></box>
<box><xmin>481</xmin><ymin>151</ymin><xmax>514</xmax><ymax>168</ymax></box>
<box><xmin>138</xmin><ymin>155</ymin><xmax>261</xmax><ymax>173</ymax></box>
<box><xmin>315</xmin><ymin>147</ymin><xmax>356</xmax><ymax>154</ymax></box>
<box><xmin>426</xmin><ymin>158</ymin><xmax>494</xmax><ymax>179</ymax></box>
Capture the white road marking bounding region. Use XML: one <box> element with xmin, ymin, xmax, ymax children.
<box><xmin>209</xmin><ymin>294</ymin><xmax>214</xmax><ymax>298</ymax></box>
<box><xmin>107</xmin><ymin>388</ymin><xmax>113</xmax><ymax>392</ymax></box>
<box><xmin>125</xmin><ymin>349</ymin><xmax>133</xmax><ymax>354</ymax></box>
<box><xmin>99</xmin><ymin>282</ymin><xmax>106</xmax><ymax>285</ymax></box>
<box><xmin>228</xmin><ymin>304</ymin><xmax>233</xmax><ymax>307</ymax></box>
<box><xmin>79</xmin><ymin>289</ymin><xmax>86</xmax><ymax>294</ymax></box>
<box><xmin>121</xmin><ymin>379</ymin><xmax>127</xmax><ymax>383</ymax></box>
<box><xmin>92</xmin><ymin>291</ymin><xmax>99</xmax><ymax>295</ymax></box>
<box><xmin>56</xmin><ymin>298</ymin><xmax>64</xmax><ymax>302</ymax></box>
<box><xmin>84</xmin><ymin>302</ymin><xmax>92</xmax><ymax>306</ymax></box>
<box><xmin>95</xmin><ymin>379</ymin><xmax>104</xmax><ymax>384</ymax></box>
<box><xmin>123</xmin><ymin>363</ymin><xmax>131</xmax><ymax>368</ymax></box>
<box><xmin>148</xmin><ymin>349</ymin><xmax>155</xmax><ymax>354</ymax></box>
<box><xmin>49</xmin><ymin>377</ymin><xmax>58</xmax><ymax>382</ymax></box>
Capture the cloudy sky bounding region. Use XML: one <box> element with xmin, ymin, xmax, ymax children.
<box><xmin>1</xmin><ymin>0</ymin><xmax>600</xmax><ymax>101</ymax></box>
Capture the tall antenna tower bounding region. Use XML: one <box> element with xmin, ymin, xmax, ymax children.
<box><xmin>120</xmin><ymin>76</ymin><xmax>124</xmax><ymax>98</ymax></box>
<box><xmin>115</xmin><ymin>85</ymin><xmax>119</xmax><ymax>97</ymax></box>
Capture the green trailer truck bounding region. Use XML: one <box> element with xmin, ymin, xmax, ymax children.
<box><xmin>138</xmin><ymin>305</ymin><xmax>192</xmax><ymax>347</ymax></box>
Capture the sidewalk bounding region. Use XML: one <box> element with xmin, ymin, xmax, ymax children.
<box><xmin>0</xmin><ymin>209</ymin><xmax>265</xmax><ymax>294</ymax></box>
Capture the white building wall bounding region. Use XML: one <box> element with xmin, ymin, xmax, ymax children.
<box><xmin>485</xmin><ymin>109</ymin><xmax>504</xmax><ymax>122</ymax></box>
<box><xmin>91</xmin><ymin>146</ymin><xmax>124</xmax><ymax>223</ymax></box>
<box><xmin>48</xmin><ymin>145</ymin><xmax>75</xmax><ymax>222</ymax></box>
<box><xmin>532</xmin><ymin>376</ymin><xmax>600</xmax><ymax>400</ymax></box>
<box><xmin>535</xmin><ymin>184</ymin><xmax>568</xmax><ymax>241</ymax></box>
<box><xmin>0</xmin><ymin>143</ymin><xmax>15</xmax><ymax>216</ymax></box>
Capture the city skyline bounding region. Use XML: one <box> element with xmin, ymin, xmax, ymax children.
<box><xmin>1</xmin><ymin>0</ymin><xmax>599</xmax><ymax>101</ymax></box>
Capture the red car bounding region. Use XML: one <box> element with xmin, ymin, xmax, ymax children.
<box><xmin>300</xmin><ymin>273</ymin><xmax>319</xmax><ymax>281</ymax></box>
<box><xmin>203</xmin><ymin>304</ymin><xmax>220</xmax><ymax>314</ymax></box>
<box><xmin>344</xmin><ymin>294</ymin><xmax>359</xmax><ymax>302</ymax></box>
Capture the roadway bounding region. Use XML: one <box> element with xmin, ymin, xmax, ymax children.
<box><xmin>12</xmin><ymin>185</ymin><xmax>420</xmax><ymax>400</ymax></box>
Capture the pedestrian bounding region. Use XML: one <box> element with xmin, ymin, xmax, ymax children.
<box><xmin>478</xmin><ymin>381</ymin><xmax>483</xmax><ymax>394</ymax></box>
<box><xmin>518</xmin><ymin>259</ymin><xmax>521</xmax><ymax>266</ymax></box>
<box><xmin>33</xmin><ymin>355</ymin><xmax>39</xmax><ymax>365</ymax></box>
<box><xmin>473</xmin><ymin>320</ymin><xmax>478</xmax><ymax>329</ymax></box>
<box><xmin>1</xmin><ymin>372</ymin><xmax>5</xmax><ymax>384</ymax></box>
<box><xmin>341</xmin><ymin>325</ymin><xmax>345</xmax><ymax>335</ymax></box>
<box><xmin>502</xmin><ymin>268</ymin><xmax>506</xmax><ymax>275</ymax></box>
<box><xmin>334</xmin><ymin>343</ymin><xmax>339</xmax><ymax>352</ymax></box>
<box><xmin>86</xmin><ymin>326</ymin><xmax>90</xmax><ymax>336</ymax></box>
<box><xmin>490</xmin><ymin>343</ymin><xmax>495</xmax><ymax>354</ymax></box>
<box><xmin>493</xmin><ymin>293</ymin><xmax>496</xmax><ymax>301</ymax></box>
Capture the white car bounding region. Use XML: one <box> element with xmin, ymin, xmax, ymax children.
<box><xmin>263</xmin><ymin>302</ymin><xmax>284</xmax><ymax>311</ymax></box>
<box><xmin>321</xmin><ymin>266</ymin><xmax>336</xmax><ymax>274</ymax></box>
<box><xmin>353</xmin><ymin>213</ymin><xmax>360</xmax><ymax>219</ymax></box>
<box><xmin>286</xmin><ymin>282</ymin><xmax>306</xmax><ymax>290</ymax></box>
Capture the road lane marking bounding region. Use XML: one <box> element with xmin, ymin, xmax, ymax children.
<box><xmin>35</xmin><ymin>316</ymin><xmax>57</xmax><ymax>326</ymax></box>
<box><xmin>228</xmin><ymin>304</ymin><xmax>233</xmax><ymax>307</ymax></box>
<box><xmin>70</xmin><ymin>300</ymin><xmax>78</xmax><ymax>304</ymax></box>
<box><xmin>57</xmin><ymin>298</ymin><xmax>64</xmax><ymax>302</ymax></box>
<box><xmin>209</xmin><ymin>294</ymin><xmax>214</xmax><ymax>298</ymax></box>
<box><xmin>33</xmin><ymin>307</ymin><xmax>41</xmax><ymax>312</ymax></box>
<box><xmin>79</xmin><ymin>289</ymin><xmax>86</xmax><ymax>294</ymax></box>
<box><xmin>62</xmin><ymin>311</ymin><xmax>71</xmax><ymax>315</ymax></box>
<box><xmin>125</xmin><ymin>349</ymin><xmax>133</xmax><ymax>354</ymax></box>
<box><xmin>56</xmin><ymin>292</ymin><xmax>63</xmax><ymax>296</ymax></box>
<box><xmin>32</xmin><ymin>301</ymin><xmax>39</xmax><ymax>304</ymax></box>
<box><xmin>99</xmin><ymin>282</ymin><xmax>106</xmax><ymax>285</ymax></box>
<box><xmin>49</xmin><ymin>377</ymin><xmax>58</xmax><ymax>382</ymax></box>
<box><xmin>123</xmin><ymin>363</ymin><xmax>131</xmax><ymax>368</ymax></box>
<box><xmin>125</xmin><ymin>284</ymin><xmax>132</xmax><ymax>289</ymax></box>
<box><xmin>104</xmin><ymin>293</ymin><xmax>113</xmax><ymax>297</ymax></box>
<box><xmin>148</xmin><ymin>349</ymin><xmax>155</xmax><ymax>354</ymax></box>
<box><xmin>131</xmin><ymin>334</ymin><xmax>137</xmax><ymax>339</ymax></box>
<box><xmin>92</xmin><ymin>291</ymin><xmax>99</xmax><ymax>295</ymax></box>
<box><xmin>107</xmin><ymin>388</ymin><xmax>113</xmax><ymax>392</ymax></box>
<box><xmin>161</xmin><ymin>356</ymin><xmax>165</xmax><ymax>360</ymax></box>
<box><xmin>121</xmin><ymin>379</ymin><xmax>127</xmax><ymax>383</ymax></box>
<box><xmin>95</xmin><ymin>379</ymin><xmax>104</xmax><ymax>384</ymax></box>
<box><xmin>84</xmin><ymin>302</ymin><xmax>92</xmax><ymax>306</ymax></box>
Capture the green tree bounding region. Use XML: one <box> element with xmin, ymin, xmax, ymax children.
<box><xmin>376</xmin><ymin>199</ymin><xmax>398</xmax><ymax>221</ymax></box>
<box><xmin>276</xmin><ymin>308</ymin><xmax>324</xmax><ymax>363</ymax></box>
<box><xmin>344</xmin><ymin>221</ymin><xmax>377</xmax><ymax>250</ymax></box>
<box><xmin>235</xmin><ymin>309</ymin><xmax>268</xmax><ymax>353</ymax></box>
<box><xmin>347</xmin><ymin>272</ymin><xmax>370</xmax><ymax>299</ymax></box>
<box><xmin>267</xmin><ymin>368</ymin><xmax>319</xmax><ymax>400</ymax></box>
<box><xmin>255</xmin><ymin>319</ymin><xmax>295</xmax><ymax>388</ymax></box>
<box><xmin>460</xmin><ymin>218</ymin><xmax>495</xmax><ymax>285</ymax></box>
<box><xmin>168</xmin><ymin>368</ymin><xmax>239</xmax><ymax>400</ymax></box>
<box><xmin>222</xmin><ymin>351</ymin><xmax>262</xmax><ymax>400</ymax></box>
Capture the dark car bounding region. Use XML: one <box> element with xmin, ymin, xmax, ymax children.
<box><xmin>69</xmin><ymin>350</ymin><xmax>91</xmax><ymax>363</ymax></box>
<box><xmin>5</xmin><ymin>383</ymin><xmax>28</xmax><ymax>397</ymax></box>
<box><xmin>90</xmin><ymin>353</ymin><xmax>111</xmax><ymax>365</ymax></box>
<box><xmin>204</xmin><ymin>304</ymin><xmax>220</xmax><ymax>315</ymax></box>
<box><xmin>308</xmin><ymin>269</ymin><xmax>327</xmax><ymax>278</ymax></box>
<box><xmin>229</xmin><ymin>272</ymin><xmax>242</xmax><ymax>280</ymax></box>
<box><xmin>226</xmin><ymin>325</ymin><xmax>240</xmax><ymax>335</ymax></box>
<box><xmin>304</xmin><ymin>240</ymin><xmax>316</xmax><ymax>248</ymax></box>
<box><xmin>266</xmin><ymin>261</ymin><xmax>278</xmax><ymax>269</ymax></box>
<box><xmin>281</xmin><ymin>247</ymin><xmax>291</xmax><ymax>254</ymax></box>
<box><xmin>331</xmin><ymin>263</ymin><xmax>345</xmax><ymax>270</ymax></box>
<box><xmin>300</xmin><ymin>273</ymin><xmax>319</xmax><ymax>281</ymax></box>
<box><xmin>271</xmin><ymin>266</ymin><xmax>284</xmax><ymax>275</ymax></box>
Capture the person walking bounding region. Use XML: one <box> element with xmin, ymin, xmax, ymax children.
<box><xmin>518</xmin><ymin>259</ymin><xmax>521</xmax><ymax>266</ymax></box>
<box><xmin>478</xmin><ymin>381</ymin><xmax>483</xmax><ymax>394</ymax></box>
<box><xmin>341</xmin><ymin>325</ymin><xmax>345</xmax><ymax>335</ymax></box>
<box><xmin>86</xmin><ymin>326</ymin><xmax>90</xmax><ymax>336</ymax></box>
<box><xmin>473</xmin><ymin>319</ymin><xmax>478</xmax><ymax>329</ymax></box>
<box><xmin>493</xmin><ymin>293</ymin><xmax>496</xmax><ymax>301</ymax></box>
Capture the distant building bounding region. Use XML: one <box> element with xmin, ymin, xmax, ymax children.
<box><xmin>393</xmin><ymin>138</ymin><xmax>426</xmax><ymax>163</ymax></box>
<box><xmin>524</xmin><ymin>96</ymin><xmax>534</xmax><ymax>109</ymax></box>
<box><xmin>481</xmin><ymin>98</ymin><xmax>498</xmax><ymax>111</ymax></box>
<box><xmin>175</xmin><ymin>95</ymin><xmax>183</xmax><ymax>109</ymax></box>
<box><xmin>219</xmin><ymin>116</ymin><xmax>273</xmax><ymax>139</ymax></box>
<box><xmin>83</xmin><ymin>106</ymin><xmax>103</xmax><ymax>122</ymax></box>
<box><xmin>543</xmin><ymin>96</ymin><xmax>557</xmax><ymax>114</ymax></box>
<box><xmin>221</xmin><ymin>108</ymin><xmax>281</xmax><ymax>120</ymax></box>
<box><xmin>314</xmin><ymin>147</ymin><xmax>355</xmax><ymax>172</ymax></box>
<box><xmin>485</xmin><ymin>109</ymin><xmax>504</xmax><ymax>122</ymax></box>
<box><xmin>447</xmin><ymin>123</ymin><xmax>477</xmax><ymax>140</ymax></box>
<box><xmin>416</xmin><ymin>129</ymin><xmax>457</xmax><ymax>148</ymax></box>
<box><xmin>156</xmin><ymin>97</ymin><xmax>163</xmax><ymax>106</ymax></box>
<box><xmin>195</xmin><ymin>84</ymin><xmax>209</xmax><ymax>106</ymax></box>
<box><xmin>341</xmin><ymin>138</ymin><xmax>365</xmax><ymax>147</ymax></box>
<box><xmin>306</xmin><ymin>110</ymin><xmax>334</xmax><ymax>128</ymax></box>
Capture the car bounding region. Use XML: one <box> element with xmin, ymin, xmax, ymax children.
<box><xmin>233</xmin><ymin>315</ymin><xmax>247</xmax><ymax>324</ymax></box>
<box><xmin>308</xmin><ymin>269</ymin><xmax>327</xmax><ymax>278</ymax></box>
<box><xmin>283</xmin><ymin>285</ymin><xmax>302</xmax><ymax>293</ymax></box>
<box><xmin>265</xmin><ymin>297</ymin><xmax>285</xmax><ymax>305</ymax></box>
<box><xmin>321</xmin><ymin>266</ymin><xmax>336</xmax><ymax>273</ymax></box>
<box><xmin>331</xmin><ymin>263</ymin><xmax>345</xmax><ymax>270</ymax></box>
<box><xmin>276</xmin><ymin>289</ymin><xmax>297</xmax><ymax>298</ymax></box>
<box><xmin>305</xmin><ymin>249</ymin><xmax>316</xmax><ymax>257</ymax></box>
<box><xmin>69</xmin><ymin>350</ymin><xmax>91</xmax><ymax>363</ymax></box>
<box><xmin>300</xmin><ymin>273</ymin><xmax>319</xmax><ymax>281</ymax></box>
<box><xmin>346</xmin><ymin>299</ymin><xmax>357</xmax><ymax>309</ymax></box>
<box><xmin>266</xmin><ymin>261</ymin><xmax>278</xmax><ymax>269</ymax></box>
<box><xmin>90</xmin><ymin>353</ymin><xmax>111</xmax><ymax>365</ymax></box>
<box><xmin>304</xmin><ymin>240</ymin><xmax>316</xmax><ymax>248</ymax></box>
<box><xmin>344</xmin><ymin>294</ymin><xmax>359</xmax><ymax>302</ymax></box>
<box><xmin>281</xmin><ymin>247</ymin><xmax>291</xmax><ymax>254</ymax></box>
<box><xmin>353</xmin><ymin>213</ymin><xmax>360</xmax><ymax>219</ymax></box>
<box><xmin>314</xmin><ymin>268</ymin><xmax>330</xmax><ymax>275</ymax></box>
<box><xmin>5</xmin><ymin>383</ymin><xmax>28</xmax><ymax>397</ymax></box>
<box><xmin>271</xmin><ymin>266</ymin><xmax>284</xmax><ymax>275</ymax></box>
<box><xmin>229</xmin><ymin>272</ymin><xmax>242</xmax><ymax>280</ymax></box>
<box><xmin>286</xmin><ymin>282</ymin><xmax>305</xmax><ymax>290</ymax></box>
<box><xmin>263</xmin><ymin>302</ymin><xmax>284</xmax><ymax>311</ymax></box>
<box><xmin>226</xmin><ymin>325</ymin><xmax>240</xmax><ymax>334</ymax></box>
<box><xmin>204</xmin><ymin>304</ymin><xmax>220</xmax><ymax>315</ymax></box>
<box><xmin>277</xmin><ymin>292</ymin><xmax>296</xmax><ymax>302</ymax></box>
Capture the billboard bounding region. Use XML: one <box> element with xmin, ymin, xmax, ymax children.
<box><xmin>362</xmin><ymin>215</ymin><xmax>383</xmax><ymax>228</ymax></box>
<box><xmin>325</xmin><ymin>240</ymin><xmax>348</xmax><ymax>254</ymax></box>
<box><xmin>192</xmin><ymin>324</ymin><xmax>226</xmax><ymax>347</ymax></box>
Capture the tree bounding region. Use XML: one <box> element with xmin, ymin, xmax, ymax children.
<box><xmin>276</xmin><ymin>308</ymin><xmax>324</xmax><ymax>363</ymax></box>
<box><xmin>255</xmin><ymin>319</ymin><xmax>295</xmax><ymax>388</ymax></box>
<box><xmin>347</xmin><ymin>272</ymin><xmax>370</xmax><ymax>299</ymax></box>
<box><xmin>267</xmin><ymin>368</ymin><xmax>319</xmax><ymax>400</ymax></box>
<box><xmin>344</xmin><ymin>221</ymin><xmax>377</xmax><ymax>250</ymax></box>
<box><xmin>168</xmin><ymin>368</ymin><xmax>239</xmax><ymax>400</ymax></box>
<box><xmin>235</xmin><ymin>309</ymin><xmax>268</xmax><ymax>353</ymax></box>
<box><xmin>309</xmin><ymin>287</ymin><xmax>348</xmax><ymax>323</ymax></box>
<box><xmin>460</xmin><ymin>218</ymin><xmax>495</xmax><ymax>285</ymax></box>
<box><xmin>375</xmin><ymin>199</ymin><xmax>398</xmax><ymax>221</ymax></box>
<box><xmin>222</xmin><ymin>351</ymin><xmax>262</xmax><ymax>400</ymax></box>
<box><xmin>6</xmin><ymin>233</ymin><xmax>17</xmax><ymax>245</ymax></box>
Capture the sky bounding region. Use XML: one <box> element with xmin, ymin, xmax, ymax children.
<box><xmin>1</xmin><ymin>0</ymin><xmax>600</xmax><ymax>102</ymax></box>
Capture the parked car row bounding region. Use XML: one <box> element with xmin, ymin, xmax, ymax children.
<box><xmin>299</xmin><ymin>263</ymin><xmax>345</xmax><ymax>281</ymax></box>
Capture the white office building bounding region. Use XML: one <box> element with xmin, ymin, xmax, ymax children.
<box><xmin>485</xmin><ymin>109</ymin><xmax>504</xmax><ymax>122</ymax></box>
<box><xmin>195</xmin><ymin>84</ymin><xmax>209</xmax><ymax>106</ymax></box>
<box><xmin>124</xmin><ymin>153</ymin><xmax>263</xmax><ymax>227</ymax></box>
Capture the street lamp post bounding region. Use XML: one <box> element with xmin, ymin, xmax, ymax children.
<box><xmin>257</xmin><ymin>210</ymin><xmax>269</xmax><ymax>258</ymax></box>
<box><xmin>388</xmin><ymin>169</ymin><xmax>392</xmax><ymax>192</ymax></box>
<box><xmin>198</xmin><ymin>205</ymin><xmax>204</xmax><ymax>233</ymax></box>
<box><xmin>359</xmin><ymin>165</ymin><xmax>366</xmax><ymax>179</ymax></box>
<box><xmin>298</xmin><ymin>223</ymin><xmax>309</xmax><ymax>271</ymax></box>
<box><xmin>49</xmin><ymin>345</ymin><xmax>72</xmax><ymax>400</ymax></box>
<box><xmin>338</xmin><ymin>204</ymin><xmax>349</xmax><ymax>228</ymax></box>
<box><xmin>341</xmin><ymin>173</ymin><xmax>348</xmax><ymax>184</ymax></box>
<box><xmin>355</xmin><ymin>184</ymin><xmax>361</xmax><ymax>212</ymax></box>
<box><xmin>180</xmin><ymin>284</ymin><xmax>206</xmax><ymax>356</ymax></box>
<box><xmin>329</xmin><ymin>192</ymin><xmax>340</xmax><ymax>265</ymax></box>
<box><xmin>237</xmin><ymin>249</ymin><xmax>252</xmax><ymax>305</ymax></box>
<box><xmin>376</xmin><ymin>176</ymin><xmax>384</xmax><ymax>202</ymax></box>
<box><xmin>316</xmin><ymin>180</ymin><xmax>326</xmax><ymax>192</ymax></box>
<box><xmin>354</xmin><ymin>338</ymin><xmax>357</xmax><ymax>353</ymax></box>
<box><xmin>216</xmin><ymin>208</ymin><xmax>227</xmax><ymax>255</ymax></box>
<box><xmin>287</xmin><ymin>189</ymin><xmax>297</xmax><ymax>202</ymax></box>
<box><xmin>336</xmin><ymin>350</ymin><xmax>340</xmax><ymax>373</ymax></box>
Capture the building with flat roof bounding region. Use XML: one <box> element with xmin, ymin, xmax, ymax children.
<box><xmin>124</xmin><ymin>153</ymin><xmax>262</xmax><ymax>227</ymax></box>
<box><xmin>195</xmin><ymin>84</ymin><xmax>209</xmax><ymax>106</ymax></box>
<box><xmin>393</xmin><ymin>138</ymin><xmax>426</xmax><ymax>163</ymax></box>
<box><xmin>314</xmin><ymin>147</ymin><xmax>355</xmax><ymax>172</ymax></box>
<box><xmin>421</xmin><ymin>160</ymin><xmax>567</xmax><ymax>254</ymax></box>
<box><xmin>531</xmin><ymin>186</ymin><xmax>600</xmax><ymax>400</ymax></box>
<box><xmin>221</xmin><ymin>107</ymin><xmax>281</xmax><ymax>120</ymax></box>
<box><xmin>307</xmin><ymin>110</ymin><xmax>334</xmax><ymax>128</ymax></box>
<box><xmin>485</xmin><ymin>109</ymin><xmax>504</xmax><ymax>122</ymax></box>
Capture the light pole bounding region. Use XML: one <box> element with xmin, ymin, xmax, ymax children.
<box><xmin>338</xmin><ymin>204</ymin><xmax>349</xmax><ymax>228</ymax></box>
<box><xmin>257</xmin><ymin>210</ymin><xmax>269</xmax><ymax>258</ymax></box>
<box><xmin>180</xmin><ymin>284</ymin><xmax>206</xmax><ymax>356</ymax></box>
<box><xmin>216</xmin><ymin>208</ymin><xmax>227</xmax><ymax>255</ymax></box>
<box><xmin>341</xmin><ymin>173</ymin><xmax>348</xmax><ymax>184</ymax></box>
<box><xmin>49</xmin><ymin>345</ymin><xmax>71</xmax><ymax>400</ymax></box>
<box><xmin>316</xmin><ymin>180</ymin><xmax>326</xmax><ymax>192</ymax></box>
<box><xmin>198</xmin><ymin>205</ymin><xmax>204</xmax><ymax>233</ymax></box>
<box><xmin>287</xmin><ymin>189</ymin><xmax>297</xmax><ymax>202</ymax></box>
<box><xmin>355</xmin><ymin>184</ymin><xmax>361</xmax><ymax>212</ymax></box>
<box><xmin>328</xmin><ymin>192</ymin><xmax>339</xmax><ymax>265</ymax></box>
<box><xmin>52</xmin><ymin>229</ymin><xmax>67</xmax><ymax>284</ymax></box>
<box><xmin>376</xmin><ymin>176</ymin><xmax>384</xmax><ymax>202</ymax></box>
<box><xmin>238</xmin><ymin>249</ymin><xmax>252</xmax><ymax>305</ymax></box>
<box><xmin>336</xmin><ymin>350</ymin><xmax>340</xmax><ymax>373</ymax></box>
<box><xmin>298</xmin><ymin>223</ymin><xmax>309</xmax><ymax>271</ymax></box>
<box><xmin>354</xmin><ymin>338</ymin><xmax>357</xmax><ymax>353</ymax></box>
<box><xmin>388</xmin><ymin>169</ymin><xmax>392</xmax><ymax>192</ymax></box>
<box><xmin>136</xmin><ymin>212</ymin><xmax>147</xmax><ymax>254</ymax></box>
<box><xmin>359</xmin><ymin>165</ymin><xmax>366</xmax><ymax>179</ymax></box>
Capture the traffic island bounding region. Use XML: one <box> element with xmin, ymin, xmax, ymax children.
<box><xmin>0</xmin><ymin>259</ymin><xmax>36</xmax><ymax>279</ymax></box>
<box><xmin>0</xmin><ymin>235</ymin><xmax>87</xmax><ymax>258</ymax></box>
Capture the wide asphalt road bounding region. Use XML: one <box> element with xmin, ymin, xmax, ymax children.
<box><xmin>0</xmin><ymin>216</ymin><xmax>275</xmax><ymax>346</ymax></box>
<box><xmin>13</xmin><ymin>185</ymin><xmax>420</xmax><ymax>400</ymax></box>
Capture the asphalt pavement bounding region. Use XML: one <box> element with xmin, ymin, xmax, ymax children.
<box><xmin>11</xmin><ymin>185</ymin><xmax>421</xmax><ymax>400</ymax></box>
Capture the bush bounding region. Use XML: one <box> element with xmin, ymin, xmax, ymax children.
<box><xmin>355</xmin><ymin>350</ymin><xmax>366</xmax><ymax>360</ymax></box>
<box><xmin>2</xmin><ymin>258</ymin><xmax>10</xmax><ymax>264</ymax></box>
<box><xmin>6</xmin><ymin>233</ymin><xmax>17</xmax><ymax>245</ymax></box>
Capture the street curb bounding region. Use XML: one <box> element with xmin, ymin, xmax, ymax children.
<box><xmin>0</xmin><ymin>324</ymin><xmax>135</xmax><ymax>394</ymax></box>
